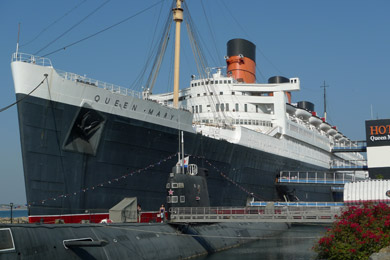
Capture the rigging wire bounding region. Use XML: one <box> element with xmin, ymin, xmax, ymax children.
<box><xmin>41</xmin><ymin>0</ymin><xmax>165</xmax><ymax>57</ymax></box>
<box><xmin>0</xmin><ymin>74</ymin><xmax>48</xmax><ymax>113</ymax></box>
<box><xmin>145</xmin><ymin>12</ymin><xmax>173</xmax><ymax>92</ymax></box>
<box><xmin>200</xmin><ymin>0</ymin><xmax>222</xmax><ymax>64</ymax></box>
<box><xmin>21</xmin><ymin>0</ymin><xmax>88</xmax><ymax>48</ymax></box>
<box><xmin>218</xmin><ymin>0</ymin><xmax>284</xmax><ymax>81</ymax></box>
<box><xmin>128</xmin><ymin>0</ymin><xmax>173</xmax><ymax>93</ymax></box>
<box><xmin>35</xmin><ymin>0</ymin><xmax>111</xmax><ymax>55</ymax></box>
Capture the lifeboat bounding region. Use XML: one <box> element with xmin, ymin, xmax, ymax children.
<box><xmin>319</xmin><ymin>122</ymin><xmax>331</xmax><ymax>131</ymax></box>
<box><xmin>309</xmin><ymin>116</ymin><xmax>322</xmax><ymax>127</ymax></box>
<box><xmin>327</xmin><ymin>128</ymin><xmax>337</xmax><ymax>136</ymax></box>
<box><xmin>339</xmin><ymin>136</ymin><xmax>348</xmax><ymax>142</ymax></box>
<box><xmin>334</xmin><ymin>132</ymin><xmax>343</xmax><ymax>139</ymax></box>
<box><xmin>286</xmin><ymin>103</ymin><xmax>296</xmax><ymax>116</ymax></box>
<box><xmin>295</xmin><ymin>108</ymin><xmax>311</xmax><ymax>121</ymax></box>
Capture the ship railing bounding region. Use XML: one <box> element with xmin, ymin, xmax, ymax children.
<box><xmin>56</xmin><ymin>70</ymin><xmax>142</xmax><ymax>99</ymax></box>
<box><xmin>169</xmin><ymin>206</ymin><xmax>342</xmax><ymax>223</ymax></box>
<box><xmin>331</xmin><ymin>159</ymin><xmax>367</xmax><ymax>169</ymax></box>
<box><xmin>249</xmin><ymin>201</ymin><xmax>345</xmax><ymax>207</ymax></box>
<box><xmin>11</xmin><ymin>52</ymin><xmax>52</xmax><ymax>67</ymax></box>
<box><xmin>277</xmin><ymin>171</ymin><xmax>356</xmax><ymax>184</ymax></box>
<box><xmin>333</xmin><ymin>140</ymin><xmax>367</xmax><ymax>150</ymax></box>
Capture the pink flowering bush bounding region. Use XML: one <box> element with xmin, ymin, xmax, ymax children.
<box><xmin>313</xmin><ymin>203</ymin><xmax>390</xmax><ymax>259</ymax></box>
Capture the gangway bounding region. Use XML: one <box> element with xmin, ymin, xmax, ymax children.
<box><xmin>169</xmin><ymin>205</ymin><xmax>343</xmax><ymax>224</ymax></box>
<box><xmin>332</xmin><ymin>141</ymin><xmax>366</xmax><ymax>153</ymax></box>
<box><xmin>276</xmin><ymin>171</ymin><xmax>357</xmax><ymax>185</ymax></box>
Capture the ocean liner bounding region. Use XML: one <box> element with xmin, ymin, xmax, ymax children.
<box><xmin>11</xmin><ymin>0</ymin><xmax>364</xmax><ymax>223</ymax></box>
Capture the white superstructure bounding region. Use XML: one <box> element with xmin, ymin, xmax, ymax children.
<box><xmin>149</xmin><ymin>68</ymin><xmax>364</xmax><ymax>168</ymax></box>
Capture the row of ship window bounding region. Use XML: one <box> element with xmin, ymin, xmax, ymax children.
<box><xmin>194</xmin><ymin>91</ymin><xmax>234</xmax><ymax>97</ymax></box>
<box><xmin>191</xmin><ymin>79</ymin><xmax>232</xmax><ymax>87</ymax></box>
<box><xmin>199</xmin><ymin>118</ymin><xmax>272</xmax><ymax>127</ymax></box>
<box><xmin>192</xmin><ymin>103</ymin><xmax>245</xmax><ymax>113</ymax></box>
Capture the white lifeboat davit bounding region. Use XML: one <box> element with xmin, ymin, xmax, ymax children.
<box><xmin>295</xmin><ymin>108</ymin><xmax>311</xmax><ymax>121</ymax></box>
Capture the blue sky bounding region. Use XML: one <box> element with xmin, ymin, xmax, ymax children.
<box><xmin>1</xmin><ymin>0</ymin><xmax>389</xmax><ymax>204</ymax></box>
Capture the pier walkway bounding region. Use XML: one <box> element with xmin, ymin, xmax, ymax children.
<box><xmin>169</xmin><ymin>205</ymin><xmax>343</xmax><ymax>224</ymax></box>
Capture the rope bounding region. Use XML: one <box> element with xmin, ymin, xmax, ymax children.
<box><xmin>0</xmin><ymin>74</ymin><xmax>48</xmax><ymax>113</ymax></box>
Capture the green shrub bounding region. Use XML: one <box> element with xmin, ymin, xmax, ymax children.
<box><xmin>313</xmin><ymin>203</ymin><xmax>390</xmax><ymax>259</ymax></box>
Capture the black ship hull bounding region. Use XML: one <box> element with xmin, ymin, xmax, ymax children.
<box><xmin>17</xmin><ymin>94</ymin><xmax>333</xmax><ymax>217</ymax></box>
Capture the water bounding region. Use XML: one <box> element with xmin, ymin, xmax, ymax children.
<box><xmin>198</xmin><ymin>224</ymin><xmax>328</xmax><ymax>260</ymax></box>
<box><xmin>0</xmin><ymin>210</ymin><xmax>28</xmax><ymax>218</ymax></box>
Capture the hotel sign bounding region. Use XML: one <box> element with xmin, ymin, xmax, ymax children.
<box><xmin>366</xmin><ymin>119</ymin><xmax>390</xmax><ymax>147</ymax></box>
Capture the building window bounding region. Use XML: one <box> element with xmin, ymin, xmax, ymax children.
<box><xmin>204</xmin><ymin>93</ymin><xmax>207</xmax><ymax>96</ymax></box>
<box><xmin>224</xmin><ymin>80</ymin><xmax>227</xmax><ymax>84</ymax></box>
<box><xmin>226</xmin><ymin>103</ymin><xmax>229</xmax><ymax>111</ymax></box>
<box><xmin>199</xmin><ymin>105</ymin><xmax>202</xmax><ymax>113</ymax></box>
<box><xmin>220</xmin><ymin>92</ymin><xmax>223</xmax><ymax>95</ymax></box>
<box><xmin>232</xmin><ymin>91</ymin><xmax>235</xmax><ymax>95</ymax></box>
<box><xmin>196</xmin><ymin>106</ymin><xmax>198</xmax><ymax>113</ymax></box>
<box><xmin>235</xmin><ymin>103</ymin><xmax>239</xmax><ymax>112</ymax></box>
<box><xmin>180</xmin><ymin>196</ymin><xmax>185</xmax><ymax>203</ymax></box>
<box><xmin>216</xmin><ymin>104</ymin><xmax>219</xmax><ymax>112</ymax></box>
<box><xmin>211</xmin><ymin>80</ymin><xmax>214</xmax><ymax>84</ymax></box>
<box><xmin>215</xmin><ymin>81</ymin><xmax>218</xmax><ymax>84</ymax></box>
<box><xmin>210</xmin><ymin>92</ymin><xmax>213</xmax><ymax>95</ymax></box>
<box><xmin>221</xmin><ymin>103</ymin><xmax>224</xmax><ymax>112</ymax></box>
<box><xmin>244</xmin><ymin>104</ymin><xmax>248</xmax><ymax>112</ymax></box>
<box><xmin>192</xmin><ymin>106</ymin><xmax>194</xmax><ymax>113</ymax></box>
<box><xmin>172</xmin><ymin>196</ymin><xmax>178</xmax><ymax>203</ymax></box>
<box><xmin>197</xmin><ymin>93</ymin><xmax>200</xmax><ymax>97</ymax></box>
<box><xmin>256</xmin><ymin>105</ymin><xmax>259</xmax><ymax>113</ymax></box>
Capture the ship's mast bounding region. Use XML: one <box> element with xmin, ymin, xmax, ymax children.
<box><xmin>321</xmin><ymin>80</ymin><xmax>329</xmax><ymax>121</ymax></box>
<box><xmin>172</xmin><ymin>0</ymin><xmax>183</xmax><ymax>108</ymax></box>
<box><xmin>16</xmin><ymin>23</ymin><xmax>21</xmax><ymax>54</ymax></box>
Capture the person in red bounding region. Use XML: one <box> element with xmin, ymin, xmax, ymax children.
<box><xmin>159</xmin><ymin>204</ymin><xmax>166</xmax><ymax>223</ymax></box>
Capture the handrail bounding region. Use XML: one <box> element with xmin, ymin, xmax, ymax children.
<box><xmin>333</xmin><ymin>140</ymin><xmax>367</xmax><ymax>149</ymax></box>
<box><xmin>56</xmin><ymin>70</ymin><xmax>142</xmax><ymax>99</ymax></box>
<box><xmin>277</xmin><ymin>171</ymin><xmax>359</xmax><ymax>184</ymax></box>
<box><xmin>11</xmin><ymin>52</ymin><xmax>52</xmax><ymax>67</ymax></box>
<box><xmin>11</xmin><ymin>53</ymin><xmax>143</xmax><ymax>99</ymax></box>
<box><xmin>169</xmin><ymin>206</ymin><xmax>342</xmax><ymax>223</ymax></box>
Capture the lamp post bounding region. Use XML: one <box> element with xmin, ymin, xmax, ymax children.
<box><xmin>10</xmin><ymin>203</ymin><xmax>14</xmax><ymax>224</ymax></box>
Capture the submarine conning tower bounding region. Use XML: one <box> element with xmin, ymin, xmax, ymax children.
<box><xmin>226</xmin><ymin>38</ymin><xmax>256</xmax><ymax>83</ymax></box>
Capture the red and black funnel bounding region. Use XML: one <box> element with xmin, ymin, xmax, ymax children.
<box><xmin>226</xmin><ymin>39</ymin><xmax>256</xmax><ymax>83</ymax></box>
